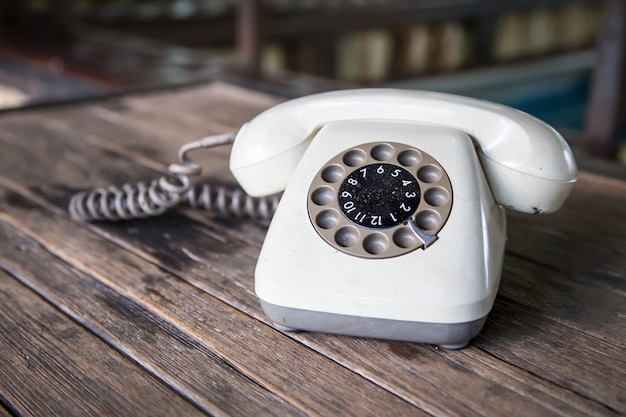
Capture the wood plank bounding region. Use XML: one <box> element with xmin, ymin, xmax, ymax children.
<box><xmin>0</xmin><ymin>167</ymin><xmax>599</xmax><ymax>417</ymax></box>
<box><xmin>474</xmin><ymin>298</ymin><xmax>625</xmax><ymax>411</ymax></box>
<box><xmin>506</xmin><ymin>171</ymin><xmax>626</xmax><ymax>296</ymax></box>
<box><xmin>499</xmin><ymin>250</ymin><xmax>625</xmax><ymax>345</ymax></box>
<box><xmin>2</xmin><ymin>82</ymin><xmax>279</xmax><ymax>247</ymax></box>
<box><xmin>32</xmin><ymin>82</ymin><xmax>281</xmax><ymax>187</ymax></box>
<box><xmin>0</xmin><ymin>99</ymin><xmax>427</xmax><ymax>416</ymax></box>
<box><xmin>99</xmin><ymin>82</ymin><xmax>279</xmax><ymax>137</ymax></box>
<box><xmin>0</xmin><ymin>85</ymin><xmax>623</xmax><ymax>415</ymax></box>
<box><xmin>0</xmin><ymin>269</ymin><xmax>206</xmax><ymax>417</ymax></box>
<box><xmin>0</xmin><ymin>187</ymin><xmax>426</xmax><ymax>417</ymax></box>
<box><xmin>0</xmin><ymin>96</ymin><xmax>426</xmax><ymax>414</ymax></box>
<box><xmin>0</xmin><ymin>216</ymin><xmax>307</xmax><ymax>416</ymax></box>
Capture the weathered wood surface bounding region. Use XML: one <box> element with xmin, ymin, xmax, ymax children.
<box><xmin>0</xmin><ymin>82</ymin><xmax>624</xmax><ymax>417</ymax></box>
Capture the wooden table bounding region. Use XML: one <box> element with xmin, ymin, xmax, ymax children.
<box><xmin>0</xmin><ymin>81</ymin><xmax>624</xmax><ymax>416</ymax></box>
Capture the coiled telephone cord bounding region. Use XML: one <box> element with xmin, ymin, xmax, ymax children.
<box><xmin>68</xmin><ymin>133</ymin><xmax>280</xmax><ymax>222</ymax></box>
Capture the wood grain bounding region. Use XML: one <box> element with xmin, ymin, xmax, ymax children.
<box><xmin>0</xmin><ymin>195</ymin><xmax>424</xmax><ymax>417</ymax></box>
<box><xmin>0</xmin><ymin>211</ymin><xmax>306</xmax><ymax>416</ymax></box>
<box><xmin>0</xmin><ymin>269</ymin><xmax>206</xmax><ymax>417</ymax></box>
<box><xmin>0</xmin><ymin>81</ymin><xmax>624</xmax><ymax>416</ymax></box>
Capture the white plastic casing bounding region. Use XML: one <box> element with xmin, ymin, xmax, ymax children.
<box><xmin>228</xmin><ymin>88</ymin><xmax>578</xmax><ymax>345</ymax></box>
<box><xmin>255</xmin><ymin>121</ymin><xmax>507</xmax><ymax>325</ymax></box>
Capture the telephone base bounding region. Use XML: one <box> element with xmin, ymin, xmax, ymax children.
<box><xmin>261</xmin><ymin>301</ymin><xmax>487</xmax><ymax>349</ymax></box>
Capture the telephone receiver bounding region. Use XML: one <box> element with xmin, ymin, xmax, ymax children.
<box><xmin>229</xmin><ymin>89</ymin><xmax>577</xmax><ymax>349</ymax></box>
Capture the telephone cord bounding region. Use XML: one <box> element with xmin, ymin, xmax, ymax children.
<box><xmin>68</xmin><ymin>133</ymin><xmax>281</xmax><ymax>222</ymax></box>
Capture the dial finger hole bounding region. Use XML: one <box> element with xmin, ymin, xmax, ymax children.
<box><xmin>397</xmin><ymin>149</ymin><xmax>422</xmax><ymax>167</ymax></box>
<box><xmin>370</xmin><ymin>144</ymin><xmax>395</xmax><ymax>161</ymax></box>
<box><xmin>424</xmin><ymin>187</ymin><xmax>450</xmax><ymax>207</ymax></box>
<box><xmin>316</xmin><ymin>209</ymin><xmax>340</xmax><ymax>229</ymax></box>
<box><xmin>343</xmin><ymin>149</ymin><xmax>368</xmax><ymax>167</ymax></box>
<box><xmin>417</xmin><ymin>165</ymin><xmax>443</xmax><ymax>183</ymax></box>
<box><xmin>321</xmin><ymin>164</ymin><xmax>345</xmax><ymax>183</ymax></box>
<box><xmin>310</xmin><ymin>186</ymin><xmax>335</xmax><ymax>206</ymax></box>
<box><xmin>415</xmin><ymin>210</ymin><xmax>441</xmax><ymax>231</ymax></box>
<box><xmin>335</xmin><ymin>226</ymin><xmax>360</xmax><ymax>247</ymax></box>
<box><xmin>393</xmin><ymin>228</ymin><xmax>419</xmax><ymax>249</ymax></box>
<box><xmin>363</xmin><ymin>233</ymin><xmax>389</xmax><ymax>255</ymax></box>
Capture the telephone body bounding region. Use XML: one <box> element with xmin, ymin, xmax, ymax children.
<box><xmin>229</xmin><ymin>89</ymin><xmax>577</xmax><ymax>348</ymax></box>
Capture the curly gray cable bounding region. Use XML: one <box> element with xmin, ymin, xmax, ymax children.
<box><xmin>68</xmin><ymin>133</ymin><xmax>280</xmax><ymax>222</ymax></box>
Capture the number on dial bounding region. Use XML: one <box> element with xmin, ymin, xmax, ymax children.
<box><xmin>338</xmin><ymin>163</ymin><xmax>420</xmax><ymax>229</ymax></box>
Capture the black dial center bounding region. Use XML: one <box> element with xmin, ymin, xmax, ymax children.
<box><xmin>338</xmin><ymin>163</ymin><xmax>421</xmax><ymax>229</ymax></box>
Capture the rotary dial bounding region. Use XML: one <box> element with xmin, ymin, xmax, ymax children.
<box><xmin>308</xmin><ymin>142</ymin><xmax>453</xmax><ymax>259</ymax></box>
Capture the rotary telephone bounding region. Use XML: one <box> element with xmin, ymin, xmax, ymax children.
<box><xmin>70</xmin><ymin>89</ymin><xmax>577</xmax><ymax>349</ymax></box>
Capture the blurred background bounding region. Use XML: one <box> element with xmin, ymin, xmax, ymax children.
<box><xmin>0</xmin><ymin>0</ymin><xmax>624</xmax><ymax>162</ymax></box>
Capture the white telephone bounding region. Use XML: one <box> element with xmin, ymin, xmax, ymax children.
<box><xmin>70</xmin><ymin>89</ymin><xmax>577</xmax><ymax>349</ymax></box>
<box><xmin>229</xmin><ymin>89</ymin><xmax>576</xmax><ymax>349</ymax></box>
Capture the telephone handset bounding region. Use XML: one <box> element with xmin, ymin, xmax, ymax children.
<box><xmin>230</xmin><ymin>89</ymin><xmax>576</xmax><ymax>212</ymax></box>
<box><xmin>70</xmin><ymin>89</ymin><xmax>577</xmax><ymax>349</ymax></box>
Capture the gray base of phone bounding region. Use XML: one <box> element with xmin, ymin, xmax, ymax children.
<box><xmin>261</xmin><ymin>301</ymin><xmax>488</xmax><ymax>349</ymax></box>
